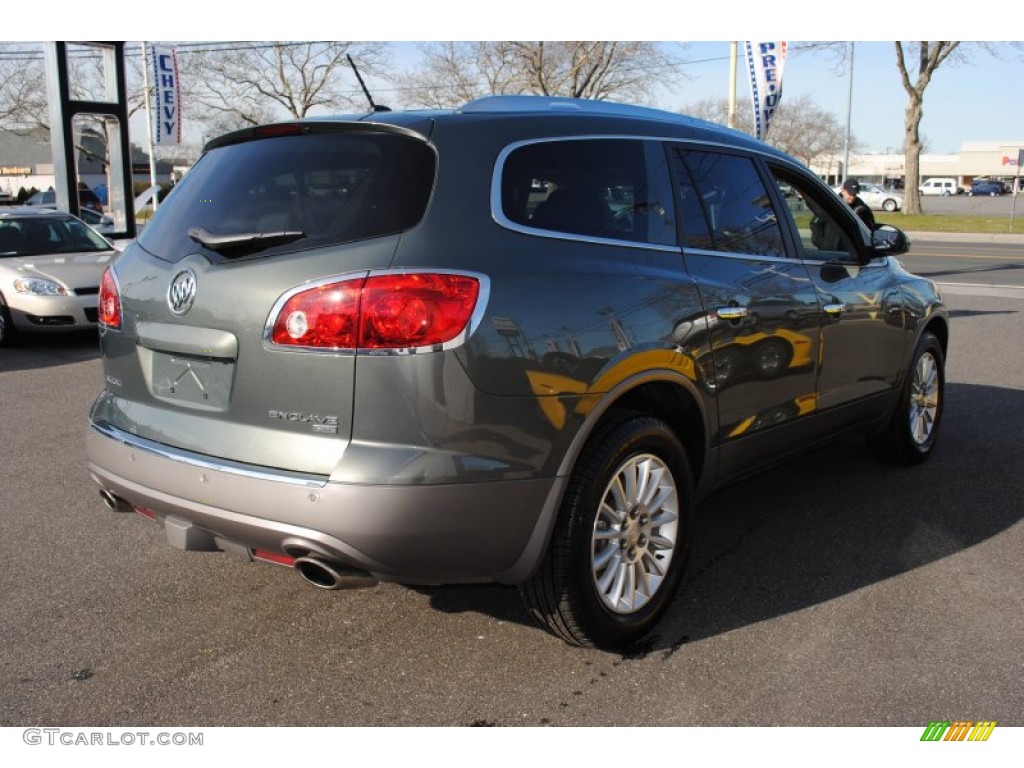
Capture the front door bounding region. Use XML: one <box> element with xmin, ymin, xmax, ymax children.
<box><xmin>669</xmin><ymin>147</ymin><xmax>821</xmax><ymax>479</ymax></box>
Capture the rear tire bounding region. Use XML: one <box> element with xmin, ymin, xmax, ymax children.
<box><xmin>520</xmin><ymin>415</ymin><xmax>695</xmax><ymax>648</ymax></box>
<box><xmin>868</xmin><ymin>331</ymin><xmax>944</xmax><ymax>464</ymax></box>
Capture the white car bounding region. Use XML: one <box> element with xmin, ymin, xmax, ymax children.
<box><xmin>0</xmin><ymin>207</ymin><xmax>116</xmax><ymax>345</ymax></box>
<box><xmin>833</xmin><ymin>182</ymin><xmax>904</xmax><ymax>212</ymax></box>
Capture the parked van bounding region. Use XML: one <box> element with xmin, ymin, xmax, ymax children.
<box><xmin>919</xmin><ymin>178</ymin><xmax>959</xmax><ymax>196</ymax></box>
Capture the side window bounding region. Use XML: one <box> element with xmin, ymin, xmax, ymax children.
<box><xmin>768</xmin><ymin>167</ymin><xmax>859</xmax><ymax>263</ymax></box>
<box><xmin>674</xmin><ymin>149</ymin><xmax>786</xmax><ymax>257</ymax></box>
<box><xmin>500</xmin><ymin>139</ymin><xmax>676</xmax><ymax>246</ymax></box>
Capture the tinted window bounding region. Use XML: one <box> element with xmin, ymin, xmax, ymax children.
<box><xmin>138</xmin><ymin>130</ymin><xmax>435</xmax><ymax>261</ymax></box>
<box><xmin>675</xmin><ymin>150</ymin><xmax>786</xmax><ymax>257</ymax></box>
<box><xmin>0</xmin><ymin>216</ymin><xmax>110</xmax><ymax>257</ymax></box>
<box><xmin>501</xmin><ymin>139</ymin><xmax>675</xmax><ymax>245</ymax></box>
<box><xmin>768</xmin><ymin>168</ymin><xmax>859</xmax><ymax>263</ymax></box>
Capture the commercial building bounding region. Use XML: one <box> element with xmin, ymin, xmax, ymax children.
<box><xmin>811</xmin><ymin>139</ymin><xmax>1024</xmax><ymax>192</ymax></box>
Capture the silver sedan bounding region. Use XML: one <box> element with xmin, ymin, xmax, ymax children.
<box><xmin>834</xmin><ymin>183</ymin><xmax>903</xmax><ymax>212</ymax></box>
<box><xmin>0</xmin><ymin>206</ymin><xmax>116</xmax><ymax>345</ymax></box>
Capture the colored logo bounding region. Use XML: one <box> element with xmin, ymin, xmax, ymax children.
<box><xmin>920</xmin><ymin>720</ymin><xmax>996</xmax><ymax>742</ymax></box>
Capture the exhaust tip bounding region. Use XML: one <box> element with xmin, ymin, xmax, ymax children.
<box><xmin>293</xmin><ymin>557</ymin><xmax>377</xmax><ymax>591</ymax></box>
<box><xmin>100</xmin><ymin>489</ymin><xmax>133</xmax><ymax>513</ymax></box>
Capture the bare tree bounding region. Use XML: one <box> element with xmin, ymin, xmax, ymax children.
<box><xmin>767</xmin><ymin>94</ymin><xmax>852</xmax><ymax>167</ymax></box>
<box><xmin>895</xmin><ymin>42</ymin><xmax>961</xmax><ymax>214</ymax></box>
<box><xmin>681</xmin><ymin>97</ymin><xmax>754</xmax><ymax>134</ymax></box>
<box><xmin>681</xmin><ymin>95</ymin><xmax>853</xmax><ymax>170</ymax></box>
<box><xmin>188</xmin><ymin>41</ymin><xmax>391</xmax><ymax>129</ymax></box>
<box><xmin>395</xmin><ymin>41</ymin><xmax>684</xmax><ymax>108</ymax></box>
<box><xmin>0</xmin><ymin>43</ymin><xmax>51</xmax><ymax>135</ymax></box>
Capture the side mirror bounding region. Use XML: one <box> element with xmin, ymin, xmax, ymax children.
<box><xmin>871</xmin><ymin>224</ymin><xmax>910</xmax><ymax>256</ymax></box>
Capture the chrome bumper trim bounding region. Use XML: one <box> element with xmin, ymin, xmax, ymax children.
<box><xmin>89</xmin><ymin>421</ymin><xmax>329</xmax><ymax>489</ymax></box>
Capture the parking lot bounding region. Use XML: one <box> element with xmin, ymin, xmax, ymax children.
<box><xmin>1</xmin><ymin>256</ymin><xmax>1022</xmax><ymax>728</ymax></box>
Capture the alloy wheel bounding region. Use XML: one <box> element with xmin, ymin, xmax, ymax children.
<box><xmin>591</xmin><ymin>453</ymin><xmax>679</xmax><ymax>614</ymax></box>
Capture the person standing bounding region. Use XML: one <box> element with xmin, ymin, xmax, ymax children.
<box><xmin>839</xmin><ymin>178</ymin><xmax>877</xmax><ymax>230</ymax></box>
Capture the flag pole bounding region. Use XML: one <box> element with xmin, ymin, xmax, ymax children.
<box><xmin>141</xmin><ymin>41</ymin><xmax>158</xmax><ymax>212</ymax></box>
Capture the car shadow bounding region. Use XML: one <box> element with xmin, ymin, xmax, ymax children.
<box><xmin>0</xmin><ymin>329</ymin><xmax>100</xmax><ymax>373</ymax></box>
<box><xmin>917</xmin><ymin>261</ymin><xmax>1024</xmax><ymax>279</ymax></box>
<box><xmin>418</xmin><ymin>382</ymin><xmax>1023</xmax><ymax>655</ymax></box>
<box><xmin>948</xmin><ymin>308</ymin><xmax>1019</xmax><ymax>319</ymax></box>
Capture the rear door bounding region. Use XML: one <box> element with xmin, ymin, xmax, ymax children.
<box><xmin>95</xmin><ymin>124</ymin><xmax>436</xmax><ymax>475</ymax></box>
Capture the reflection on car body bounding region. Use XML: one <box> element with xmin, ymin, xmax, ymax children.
<box><xmin>85</xmin><ymin>95</ymin><xmax>948</xmax><ymax>650</ymax></box>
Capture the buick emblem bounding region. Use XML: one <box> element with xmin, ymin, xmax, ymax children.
<box><xmin>168</xmin><ymin>269</ymin><xmax>197</xmax><ymax>315</ymax></box>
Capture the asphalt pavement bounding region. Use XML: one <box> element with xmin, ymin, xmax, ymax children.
<box><xmin>0</xmin><ymin>245</ymin><xmax>1021</xmax><ymax>732</ymax></box>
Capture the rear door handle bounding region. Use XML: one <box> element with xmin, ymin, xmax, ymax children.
<box><xmin>823</xmin><ymin>303</ymin><xmax>847</xmax><ymax>316</ymax></box>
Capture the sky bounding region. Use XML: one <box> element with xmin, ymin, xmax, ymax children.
<box><xmin>10</xmin><ymin>1</ymin><xmax>1024</xmax><ymax>156</ymax></box>
<box><xmin>380</xmin><ymin>41</ymin><xmax>1024</xmax><ymax>155</ymax></box>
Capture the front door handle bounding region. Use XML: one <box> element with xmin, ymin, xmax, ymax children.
<box><xmin>823</xmin><ymin>303</ymin><xmax>847</xmax><ymax>316</ymax></box>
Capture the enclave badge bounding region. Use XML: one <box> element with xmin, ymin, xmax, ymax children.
<box><xmin>168</xmin><ymin>269</ymin><xmax>197</xmax><ymax>315</ymax></box>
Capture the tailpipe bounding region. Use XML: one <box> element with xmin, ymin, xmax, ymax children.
<box><xmin>100</xmin><ymin>489</ymin><xmax>134</xmax><ymax>514</ymax></box>
<box><xmin>293</xmin><ymin>557</ymin><xmax>378</xmax><ymax>591</ymax></box>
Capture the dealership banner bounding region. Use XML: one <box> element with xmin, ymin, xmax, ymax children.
<box><xmin>745</xmin><ymin>41</ymin><xmax>787</xmax><ymax>141</ymax></box>
<box><xmin>150</xmin><ymin>45</ymin><xmax>182</xmax><ymax>146</ymax></box>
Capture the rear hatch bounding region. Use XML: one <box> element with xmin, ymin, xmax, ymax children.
<box><xmin>94</xmin><ymin>122</ymin><xmax>436</xmax><ymax>475</ymax></box>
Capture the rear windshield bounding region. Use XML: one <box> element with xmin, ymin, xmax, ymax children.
<box><xmin>138</xmin><ymin>129</ymin><xmax>436</xmax><ymax>261</ymax></box>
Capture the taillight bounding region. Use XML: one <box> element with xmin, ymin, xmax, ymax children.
<box><xmin>269</xmin><ymin>272</ymin><xmax>481</xmax><ymax>351</ymax></box>
<box><xmin>98</xmin><ymin>267</ymin><xmax>121</xmax><ymax>329</ymax></box>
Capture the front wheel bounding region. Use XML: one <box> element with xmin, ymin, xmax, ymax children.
<box><xmin>0</xmin><ymin>295</ymin><xmax>17</xmax><ymax>347</ymax></box>
<box><xmin>520</xmin><ymin>415</ymin><xmax>694</xmax><ymax>648</ymax></box>
<box><xmin>867</xmin><ymin>331</ymin><xmax>944</xmax><ymax>464</ymax></box>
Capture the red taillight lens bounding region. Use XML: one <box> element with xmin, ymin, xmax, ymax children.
<box><xmin>98</xmin><ymin>267</ymin><xmax>121</xmax><ymax>329</ymax></box>
<box><xmin>270</xmin><ymin>278</ymin><xmax>364</xmax><ymax>348</ymax></box>
<box><xmin>361</xmin><ymin>273</ymin><xmax>480</xmax><ymax>348</ymax></box>
<box><xmin>270</xmin><ymin>273</ymin><xmax>481</xmax><ymax>350</ymax></box>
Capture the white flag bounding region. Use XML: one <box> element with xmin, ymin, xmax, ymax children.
<box><xmin>151</xmin><ymin>45</ymin><xmax>182</xmax><ymax>146</ymax></box>
<box><xmin>745</xmin><ymin>41</ymin><xmax>787</xmax><ymax>141</ymax></box>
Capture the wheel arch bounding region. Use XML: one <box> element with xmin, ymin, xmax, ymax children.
<box><xmin>496</xmin><ymin>371</ymin><xmax>710</xmax><ymax>585</ymax></box>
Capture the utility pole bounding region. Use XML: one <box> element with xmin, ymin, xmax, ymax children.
<box><xmin>842</xmin><ymin>43</ymin><xmax>854</xmax><ymax>184</ymax></box>
<box><xmin>727</xmin><ymin>42</ymin><xmax>738</xmax><ymax>130</ymax></box>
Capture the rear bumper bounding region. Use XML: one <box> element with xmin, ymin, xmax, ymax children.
<box><xmin>86</xmin><ymin>421</ymin><xmax>559</xmax><ymax>584</ymax></box>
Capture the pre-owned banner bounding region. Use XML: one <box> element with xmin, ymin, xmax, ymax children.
<box><xmin>151</xmin><ymin>45</ymin><xmax>181</xmax><ymax>146</ymax></box>
<box><xmin>745</xmin><ymin>41</ymin><xmax>787</xmax><ymax>141</ymax></box>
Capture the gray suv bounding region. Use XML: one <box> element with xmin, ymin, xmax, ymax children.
<box><xmin>87</xmin><ymin>96</ymin><xmax>947</xmax><ymax>648</ymax></box>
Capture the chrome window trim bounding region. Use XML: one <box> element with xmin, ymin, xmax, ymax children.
<box><xmin>91</xmin><ymin>421</ymin><xmax>329</xmax><ymax>488</ymax></box>
<box><xmin>262</xmin><ymin>268</ymin><xmax>491</xmax><ymax>356</ymax></box>
<box><xmin>681</xmin><ymin>246</ymin><xmax>805</xmax><ymax>265</ymax></box>
<box><xmin>491</xmin><ymin>135</ymin><xmax>804</xmax><ymax>254</ymax></box>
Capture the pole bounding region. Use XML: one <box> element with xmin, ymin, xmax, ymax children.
<box><xmin>727</xmin><ymin>42</ymin><xmax>738</xmax><ymax>130</ymax></box>
<box><xmin>141</xmin><ymin>41</ymin><xmax>158</xmax><ymax>213</ymax></box>
<box><xmin>842</xmin><ymin>43</ymin><xmax>854</xmax><ymax>185</ymax></box>
<box><xmin>1011</xmin><ymin>149</ymin><xmax>1022</xmax><ymax>233</ymax></box>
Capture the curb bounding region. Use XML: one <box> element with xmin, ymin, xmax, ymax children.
<box><xmin>905</xmin><ymin>231</ymin><xmax>1024</xmax><ymax>245</ymax></box>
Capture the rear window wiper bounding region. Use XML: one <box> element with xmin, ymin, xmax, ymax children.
<box><xmin>187</xmin><ymin>227</ymin><xmax>305</xmax><ymax>253</ymax></box>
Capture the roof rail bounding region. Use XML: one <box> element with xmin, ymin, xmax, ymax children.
<box><xmin>458</xmin><ymin>95</ymin><xmax>690</xmax><ymax>123</ymax></box>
